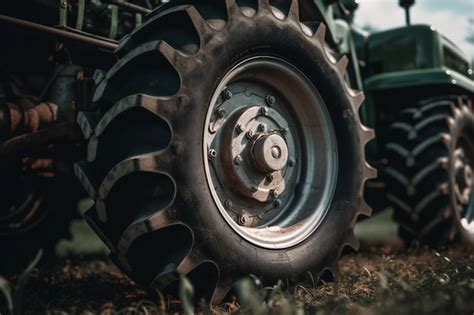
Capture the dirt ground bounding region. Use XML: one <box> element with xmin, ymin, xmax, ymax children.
<box><xmin>1</xmin><ymin>210</ymin><xmax>473</xmax><ymax>314</ymax></box>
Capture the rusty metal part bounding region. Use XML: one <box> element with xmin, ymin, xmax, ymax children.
<box><xmin>210</xmin><ymin>104</ymin><xmax>294</xmax><ymax>204</ymax></box>
<box><xmin>0</xmin><ymin>15</ymin><xmax>118</xmax><ymax>51</ymax></box>
<box><xmin>6</xmin><ymin>101</ymin><xmax>58</xmax><ymax>135</ymax></box>
<box><xmin>0</xmin><ymin>122</ymin><xmax>82</xmax><ymax>160</ymax></box>
<box><xmin>23</xmin><ymin>157</ymin><xmax>55</xmax><ymax>176</ymax></box>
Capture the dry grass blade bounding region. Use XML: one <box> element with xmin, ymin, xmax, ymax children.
<box><xmin>179</xmin><ymin>276</ymin><xmax>195</xmax><ymax>315</ymax></box>
<box><xmin>1</xmin><ymin>243</ymin><xmax>472</xmax><ymax>314</ymax></box>
<box><xmin>0</xmin><ymin>276</ymin><xmax>13</xmax><ymax>313</ymax></box>
<box><xmin>14</xmin><ymin>249</ymin><xmax>43</xmax><ymax>315</ymax></box>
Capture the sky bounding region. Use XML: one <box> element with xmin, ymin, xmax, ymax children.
<box><xmin>354</xmin><ymin>0</ymin><xmax>474</xmax><ymax>57</ymax></box>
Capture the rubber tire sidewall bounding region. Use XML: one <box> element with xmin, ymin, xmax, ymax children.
<box><xmin>171</xmin><ymin>14</ymin><xmax>362</xmax><ymax>281</ymax></box>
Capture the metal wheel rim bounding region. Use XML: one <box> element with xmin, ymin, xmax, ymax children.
<box><xmin>454</xmin><ymin>136</ymin><xmax>474</xmax><ymax>234</ymax></box>
<box><xmin>203</xmin><ymin>56</ymin><xmax>338</xmax><ymax>249</ymax></box>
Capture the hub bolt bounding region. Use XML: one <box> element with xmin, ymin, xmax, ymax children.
<box><xmin>236</xmin><ymin>124</ymin><xmax>244</xmax><ymax>134</ymax></box>
<box><xmin>266</xmin><ymin>173</ymin><xmax>274</xmax><ymax>182</ymax></box>
<box><xmin>246</xmin><ymin>130</ymin><xmax>254</xmax><ymax>139</ymax></box>
<box><xmin>258</xmin><ymin>123</ymin><xmax>267</xmax><ymax>132</ymax></box>
<box><xmin>208</xmin><ymin>149</ymin><xmax>217</xmax><ymax>159</ymax></box>
<box><xmin>217</xmin><ymin>108</ymin><xmax>226</xmax><ymax>118</ymax></box>
<box><xmin>260</xmin><ymin>106</ymin><xmax>269</xmax><ymax>116</ymax></box>
<box><xmin>238</xmin><ymin>213</ymin><xmax>251</xmax><ymax>226</ymax></box>
<box><xmin>234</xmin><ymin>155</ymin><xmax>243</xmax><ymax>165</ymax></box>
<box><xmin>288</xmin><ymin>158</ymin><xmax>295</xmax><ymax>167</ymax></box>
<box><xmin>273</xmin><ymin>198</ymin><xmax>282</xmax><ymax>208</ymax></box>
<box><xmin>266</xmin><ymin>95</ymin><xmax>276</xmax><ymax>106</ymax></box>
<box><xmin>223</xmin><ymin>89</ymin><xmax>233</xmax><ymax>100</ymax></box>
<box><xmin>224</xmin><ymin>200</ymin><xmax>233</xmax><ymax>209</ymax></box>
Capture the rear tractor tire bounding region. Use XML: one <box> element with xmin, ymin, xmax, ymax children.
<box><xmin>384</xmin><ymin>95</ymin><xmax>474</xmax><ymax>246</ymax></box>
<box><xmin>74</xmin><ymin>0</ymin><xmax>376</xmax><ymax>303</ymax></box>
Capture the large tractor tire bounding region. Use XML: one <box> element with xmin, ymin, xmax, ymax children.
<box><xmin>75</xmin><ymin>0</ymin><xmax>375</xmax><ymax>303</ymax></box>
<box><xmin>384</xmin><ymin>95</ymin><xmax>473</xmax><ymax>246</ymax></box>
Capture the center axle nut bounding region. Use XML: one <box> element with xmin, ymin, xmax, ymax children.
<box><xmin>253</xmin><ymin>134</ymin><xmax>289</xmax><ymax>172</ymax></box>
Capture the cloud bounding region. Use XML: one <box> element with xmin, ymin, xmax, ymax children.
<box><xmin>418</xmin><ymin>0</ymin><xmax>473</xmax><ymax>15</ymax></box>
<box><xmin>354</xmin><ymin>0</ymin><xmax>474</xmax><ymax>57</ymax></box>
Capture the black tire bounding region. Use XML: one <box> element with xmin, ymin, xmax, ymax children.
<box><xmin>384</xmin><ymin>95</ymin><xmax>468</xmax><ymax>246</ymax></box>
<box><xmin>0</xmin><ymin>163</ymin><xmax>81</xmax><ymax>273</ymax></box>
<box><xmin>74</xmin><ymin>0</ymin><xmax>375</xmax><ymax>303</ymax></box>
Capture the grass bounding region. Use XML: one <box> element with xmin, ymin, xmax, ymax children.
<box><xmin>1</xmin><ymin>243</ymin><xmax>472</xmax><ymax>314</ymax></box>
<box><xmin>1</xmin><ymin>208</ymin><xmax>473</xmax><ymax>314</ymax></box>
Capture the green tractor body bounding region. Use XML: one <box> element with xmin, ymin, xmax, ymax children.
<box><xmin>362</xmin><ymin>24</ymin><xmax>473</xmax><ymax>128</ymax></box>
<box><xmin>360</xmin><ymin>23</ymin><xmax>473</xmax><ymax>170</ymax></box>
<box><xmin>308</xmin><ymin>0</ymin><xmax>474</xmax><ymax>243</ymax></box>
<box><xmin>350</xmin><ymin>11</ymin><xmax>474</xmax><ymax>243</ymax></box>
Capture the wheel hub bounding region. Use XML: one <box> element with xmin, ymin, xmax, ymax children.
<box><xmin>253</xmin><ymin>134</ymin><xmax>289</xmax><ymax>172</ymax></box>
<box><xmin>454</xmin><ymin>148</ymin><xmax>473</xmax><ymax>205</ymax></box>
<box><xmin>203</xmin><ymin>56</ymin><xmax>338</xmax><ymax>249</ymax></box>
<box><xmin>220</xmin><ymin>106</ymin><xmax>295</xmax><ymax>203</ymax></box>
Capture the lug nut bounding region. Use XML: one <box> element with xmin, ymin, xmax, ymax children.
<box><xmin>273</xmin><ymin>198</ymin><xmax>282</xmax><ymax>208</ymax></box>
<box><xmin>223</xmin><ymin>89</ymin><xmax>233</xmax><ymax>100</ymax></box>
<box><xmin>260</xmin><ymin>106</ymin><xmax>269</xmax><ymax>116</ymax></box>
<box><xmin>266</xmin><ymin>95</ymin><xmax>276</xmax><ymax>106</ymax></box>
<box><xmin>251</xmin><ymin>185</ymin><xmax>259</xmax><ymax>192</ymax></box>
<box><xmin>266</xmin><ymin>173</ymin><xmax>274</xmax><ymax>182</ymax></box>
<box><xmin>208</xmin><ymin>149</ymin><xmax>217</xmax><ymax>159</ymax></box>
<box><xmin>234</xmin><ymin>155</ymin><xmax>243</xmax><ymax>165</ymax></box>
<box><xmin>258</xmin><ymin>123</ymin><xmax>267</xmax><ymax>132</ymax></box>
<box><xmin>288</xmin><ymin>158</ymin><xmax>295</xmax><ymax>167</ymax></box>
<box><xmin>246</xmin><ymin>130</ymin><xmax>254</xmax><ymax>139</ymax></box>
<box><xmin>224</xmin><ymin>200</ymin><xmax>233</xmax><ymax>209</ymax></box>
<box><xmin>236</xmin><ymin>124</ymin><xmax>244</xmax><ymax>134</ymax></box>
<box><xmin>217</xmin><ymin>108</ymin><xmax>226</xmax><ymax>118</ymax></box>
<box><xmin>271</xmin><ymin>189</ymin><xmax>279</xmax><ymax>198</ymax></box>
<box><xmin>238</xmin><ymin>213</ymin><xmax>251</xmax><ymax>226</ymax></box>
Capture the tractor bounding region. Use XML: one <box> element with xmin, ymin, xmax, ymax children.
<box><xmin>359</xmin><ymin>0</ymin><xmax>474</xmax><ymax>246</ymax></box>
<box><xmin>0</xmin><ymin>0</ymin><xmax>472</xmax><ymax>304</ymax></box>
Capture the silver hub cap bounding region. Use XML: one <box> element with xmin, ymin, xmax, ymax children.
<box><xmin>254</xmin><ymin>134</ymin><xmax>289</xmax><ymax>172</ymax></box>
<box><xmin>203</xmin><ymin>56</ymin><xmax>338</xmax><ymax>249</ymax></box>
<box><xmin>454</xmin><ymin>148</ymin><xmax>473</xmax><ymax>204</ymax></box>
